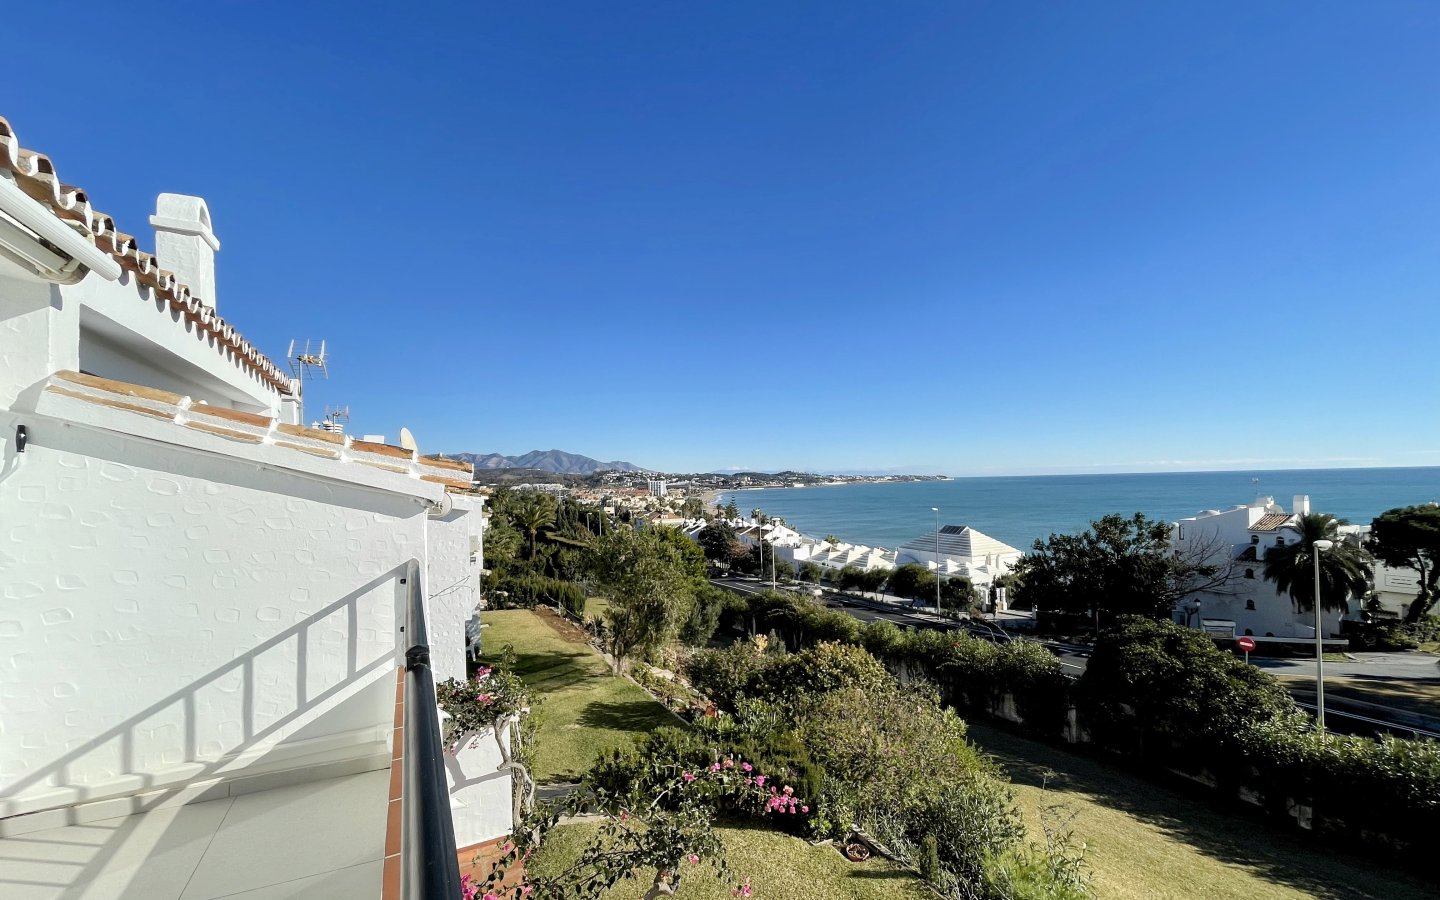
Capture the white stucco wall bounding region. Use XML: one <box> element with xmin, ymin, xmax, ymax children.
<box><xmin>0</xmin><ymin>417</ymin><xmax>430</xmax><ymax>817</ymax></box>
<box><xmin>0</xmin><ymin>262</ymin><xmax>279</xmax><ymax>418</ymax></box>
<box><xmin>425</xmin><ymin>495</ymin><xmax>485</xmax><ymax>685</ymax></box>
<box><xmin>445</xmin><ymin>727</ymin><xmax>515</xmax><ymax>849</ymax></box>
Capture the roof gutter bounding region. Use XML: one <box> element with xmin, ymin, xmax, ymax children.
<box><xmin>0</xmin><ymin>174</ymin><xmax>122</xmax><ymax>282</ymax></box>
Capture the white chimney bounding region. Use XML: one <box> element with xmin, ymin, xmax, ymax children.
<box><xmin>150</xmin><ymin>193</ymin><xmax>220</xmax><ymax>309</ymax></box>
<box><xmin>1293</xmin><ymin>495</ymin><xmax>1311</xmax><ymax>516</ymax></box>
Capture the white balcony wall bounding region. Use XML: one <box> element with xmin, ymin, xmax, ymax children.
<box><xmin>0</xmin><ymin>417</ymin><xmax>431</xmax><ymax>819</ymax></box>
<box><xmin>424</xmin><ymin>495</ymin><xmax>485</xmax><ymax>685</ymax></box>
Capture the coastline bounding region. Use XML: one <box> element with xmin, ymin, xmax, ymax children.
<box><xmin>708</xmin><ymin>467</ymin><xmax>1440</xmax><ymax>556</ymax></box>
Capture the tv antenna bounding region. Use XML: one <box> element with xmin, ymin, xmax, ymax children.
<box><xmin>322</xmin><ymin>405</ymin><xmax>350</xmax><ymax>435</ymax></box>
<box><xmin>286</xmin><ymin>339</ymin><xmax>329</xmax><ymax>387</ymax></box>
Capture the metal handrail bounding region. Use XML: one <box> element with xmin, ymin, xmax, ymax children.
<box><xmin>402</xmin><ymin>559</ymin><xmax>463</xmax><ymax>899</ymax></box>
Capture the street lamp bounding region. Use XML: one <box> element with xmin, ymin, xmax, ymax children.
<box><xmin>1312</xmin><ymin>538</ymin><xmax>1334</xmax><ymax>732</ymax></box>
<box><xmin>932</xmin><ymin>507</ymin><xmax>942</xmax><ymax>617</ymax></box>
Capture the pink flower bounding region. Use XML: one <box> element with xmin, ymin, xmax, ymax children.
<box><xmin>688</xmin><ymin>853</ymin><xmax>700</xmax><ymax>864</ymax></box>
<box><xmin>619</xmin><ymin>810</ymin><xmax>630</xmax><ymax>822</ymax></box>
<box><xmin>483</xmin><ymin>893</ymin><xmax>499</xmax><ymax>900</ymax></box>
<box><xmin>723</xmin><ymin>758</ymin><xmax>734</xmax><ymax>768</ymax></box>
<box><xmin>475</xmin><ymin>666</ymin><xmax>493</xmax><ymax>678</ymax></box>
<box><xmin>709</xmin><ymin>762</ymin><xmax>721</xmax><ymax>773</ymax></box>
<box><xmin>782</xmin><ymin>786</ymin><xmax>793</xmax><ymax>796</ymax></box>
<box><xmin>732</xmin><ymin>878</ymin><xmax>753</xmax><ymax>898</ymax></box>
<box><xmin>754</xmin><ymin>775</ymin><xmax>765</xmax><ymax>786</ymax></box>
<box><xmin>682</xmin><ymin>771</ymin><xmax>695</xmax><ymax>783</ymax></box>
<box><xmin>477</xmin><ymin>692</ymin><xmax>494</xmax><ymax>705</ymax></box>
<box><xmin>461</xmin><ymin>875</ymin><xmax>479</xmax><ymax>900</ymax></box>
<box><xmin>521</xmin><ymin>886</ymin><xmax>534</xmax><ymax>897</ymax></box>
<box><xmin>741</xmin><ymin>762</ymin><xmax>753</xmax><ymax>772</ymax></box>
<box><xmin>801</xmin><ymin>805</ymin><xmax>809</xmax><ymax>813</ymax></box>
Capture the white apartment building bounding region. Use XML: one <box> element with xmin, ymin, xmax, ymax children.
<box><xmin>1172</xmin><ymin>495</ymin><xmax>1356</xmax><ymax>640</ymax></box>
<box><xmin>0</xmin><ymin>115</ymin><xmax>501</xmax><ymax>899</ymax></box>
<box><xmin>895</xmin><ymin>524</ymin><xmax>1022</xmax><ymax>590</ymax></box>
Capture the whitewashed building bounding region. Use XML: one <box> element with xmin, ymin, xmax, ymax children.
<box><xmin>1171</xmin><ymin>495</ymin><xmax>1358</xmax><ymax>641</ymax></box>
<box><xmin>0</xmin><ymin>115</ymin><xmax>501</xmax><ymax>898</ymax></box>
<box><xmin>895</xmin><ymin>524</ymin><xmax>1022</xmax><ymax>589</ymax></box>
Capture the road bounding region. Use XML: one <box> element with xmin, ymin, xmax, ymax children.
<box><xmin>711</xmin><ymin>577</ymin><xmax>1439</xmax><ymax>738</ymax></box>
<box><xmin>710</xmin><ymin>577</ymin><xmax>1093</xmax><ymax>673</ymax></box>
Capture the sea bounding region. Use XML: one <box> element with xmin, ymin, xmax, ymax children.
<box><xmin>717</xmin><ymin>467</ymin><xmax>1440</xmax><ymax>552</ymax></box>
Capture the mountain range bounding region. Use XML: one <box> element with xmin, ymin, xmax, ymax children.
<box><xmin>448</xmin><ymin>449</ymin><xmax>645</xmax><ymax>475</ymax></box>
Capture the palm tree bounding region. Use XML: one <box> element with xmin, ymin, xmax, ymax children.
<box><xmin>1262</xmin><ymin>513</ymin><xmax>1371</xmax><ymax>614</ymax></box>
<box><xmin>512</xmin><ymin>494</ymin><xmax>557</xmax><ymax>560</ymax></box>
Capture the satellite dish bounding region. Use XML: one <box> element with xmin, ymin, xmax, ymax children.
<box><xmin>399</xmin><ymin>427</ymin><xmax>418</xmax><ymax>453</ymax></box>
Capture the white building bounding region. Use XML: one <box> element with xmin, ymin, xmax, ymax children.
<box><xmin>1172</xmin><ymin>495</ymin><xmax>1357</xmax><ymax>641</ymax></box>
<box><xmin>0</xmin><ymin>115</ymin><xmax>502</xmax><ymax>897</ymax></box>
<box><xmin>894</xmin><ymin>524</ymin><xmax>1022</xmax><ymax>589</ymax></box>
<box><xmin>647</xmin><ymin>479</ymin><xmax>668</xmax><ymax>497</ymax></box>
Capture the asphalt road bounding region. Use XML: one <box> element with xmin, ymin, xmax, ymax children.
<box><xmin>710</xmin><ymin>577</ymin><xmax>1440</xmax><ymax>738</ymax></box>
<box><xmin>709</xmin><ymin>577</ymin><xmax>1093</xmax><ymax>674</ymax></box>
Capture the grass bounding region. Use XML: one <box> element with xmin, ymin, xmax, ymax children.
<box><xmin>479</xmin><ymin>608</ymin><xmax>677</xmax><ymax>782</ymax></box>
<box><xmin>527</xmin><ymin>822</ymin><xmax>926</xmax><ymax>899</ymax></box>
<box><xmin>965</xmin><ymin>721</ymin><xmax>1437</xmax><ymax>900</ymax></box>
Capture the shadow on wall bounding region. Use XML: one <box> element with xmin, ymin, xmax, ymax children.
<box><xmin>0</xmin><ymin>564</ymin><xmax>408</xmax><ymax>899</ymax></box>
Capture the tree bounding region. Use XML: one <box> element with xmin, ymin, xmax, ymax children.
<box><xmin>513</xmin><ymin>493</ymin><xmax>558</xmax><ymax>560</ymax></box>
<box><xmin>1262</xmin><ymin>513</ymin><xmax>1371</xmax><ymax>615</ymax></box>
<box><xmin>887</xmin><ymin>563</ymin><xmax>938</xmax><ymax>603</ymax></box>
<box><xmin>939</xmin><ymin>576</ymin><xmax>978</xmax><ymax>611</ymax></box>
<box><xmin>696</xmin><ymin>520</ymin><xmax>739</xmax><ymax>562</ymax></box>
<box><xmin>797</xmin><ymin>561</ymin><xmax>823</xmax><ymax>584</ymax></box>
<box><xmin>680</xmin><ymin>496</ymin><xmax>705</xmax><ymax>520</ymax></box>
<box><xmin>859</xmin><ymin>568</ymin><xmax>889</xmax><ymax>597</ymax></box>
<box><xmin>1368</xmin><ymin>504</ymin><xmax>1440</xmax><ymax>622</ymax></box>
<box><xmin>1011</xmin><ymin>512</ymin><xmax>1230</xmax><ymax>621</ymax></box>
<box><xmin>586</xmin><ymin>526</ymin><xmax>700</xmax><ymax>673</ymax></box>
<box><xmin>724</xmin><ymin>500</ymin><xmax>740</xmax><ymax>520</ymax></box>
<box><xmin>823</xmin><ymin>535</ymin><xmax>841</xmax><ymax>547</ymax></box>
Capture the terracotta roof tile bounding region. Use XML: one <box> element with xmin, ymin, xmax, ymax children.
<box><xmin>1250</xmin><ymin>513</ymin><xmax>1293</xmax><ymax>532</ymax></box>
<box><xmin>0</xmin><ymin>115</ymin><xmax>289</xmax><ymax>393</ymax></box>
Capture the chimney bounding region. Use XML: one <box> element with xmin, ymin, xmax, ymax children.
<box><xmin>150</xmin><ymin>193</ymin><xmax>220</xmax><ymax>310</ymax></box>
<box><xmin>1293</xmin><ymin>495</ymin><xmax>1310</xmax><ymax>516</ymax></box>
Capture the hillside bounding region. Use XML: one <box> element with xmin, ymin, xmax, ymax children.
<box><xmin>449</xmin><ymin>449</ymin><xmax>644</xmax><ymax>475</ymax></box>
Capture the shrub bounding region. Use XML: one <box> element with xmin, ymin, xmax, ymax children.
<box><xmin>919</xmin><ymin>834</ymin><xmax>942</xmax><ymax>886</ymax></box>
<box><xmin>745</xmin><ymin>642</ymin><xmax>893</xmax><ymax>711</ymax></box>
<box><xmin>552</xmin><ymin>580</ymin><xmax>586</xmax><ymax>619</ymax></box>
<box><xmin>1075</xmin><ymin>616</ymin><xmax>1296</xmax><ymax>759</ymax></box>
<box><xmin>860</xmin><ymin>619</ymin><xmax>905</xmax><ymax>660</ymax></box>
<box><xmin>585</xmin><ymin>726</ymin><xmax>819</xmax><ymax>835</ymax></box>
<box><xmin>802</xmin><ymin>683</ymin><xmax>1023</xmax><ymax>886</ymax></box>
<box><xmin>994</xmin><ymin>640</ymin><xmax>1071</xmax><ymax>738</ymax></box>
<box><xmin>684</xmin><ymin>641</ymin><xmax>766</xmax><ymax>710</ymax></box>
<box><xmin>680</xmin><ymin>584</ymin><xmax>727</xmax><ymax>646</ymax></box>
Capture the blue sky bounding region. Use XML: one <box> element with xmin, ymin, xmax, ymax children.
<box><xmin>9</xmin><ymin>2</ymin><xmax>1440</xmax><ymax>475</ymax></box>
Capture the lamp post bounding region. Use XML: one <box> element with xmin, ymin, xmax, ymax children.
<box><xmin>1312</xmin><ymin>538</ymin><xmax>1334</xmax><ymax>732</ymax></box>
<box><xmin>932</xmin><ymin>507</ymin><xmax>942</xmax><ymax>617</ymax></box>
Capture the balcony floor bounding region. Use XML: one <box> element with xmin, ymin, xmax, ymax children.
<box><xmin>0</xmin><ymin>769</ymin><xmax>388</xmax><ymax>900</ymax></box>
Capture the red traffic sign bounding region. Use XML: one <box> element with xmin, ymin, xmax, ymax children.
<box><xmin>1237</xmin><ymin>636</ymin><xmax>1257</xmax><ymax>652</ymax></box>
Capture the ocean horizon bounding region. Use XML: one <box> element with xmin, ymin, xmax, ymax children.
<box><xmin>717</xmin><ymin>466</ymin><xmax>1440</xmax><ymax>553</ymax></box>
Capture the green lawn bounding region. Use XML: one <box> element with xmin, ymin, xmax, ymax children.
<box><xmin>479</xmin><ymin>608</ymin><xmax>677</xmax><ymax>783</ymax></box>
<box><xmin>966</xmin><ymin>722</ymin><xmax>1437</xmax><ymax>900</ymax></box>
<box><xmin>528</xmin><ymin>823</ymin><xmax>926</xmax><ymax>900</ymax></box>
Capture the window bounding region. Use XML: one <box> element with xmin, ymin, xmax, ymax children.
<box><xmin>1244</xmin><ymin>568</ymin><xmax>1255</xmax><ymax>579</ymax></box>
<box><xmin>1251</xmin><ymin>535</ymin><xmax>1260</xmax><ymax>544</ymax></box>
<box><xmin>1275</xmin><ymin>536</ymin><xmax>1285</xmax><ymax>547</ymax></box>
<box><xmin>1246</xmin><ymin>599</ymin><xmax>1256</xmax><ymax>610</ymax></box>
